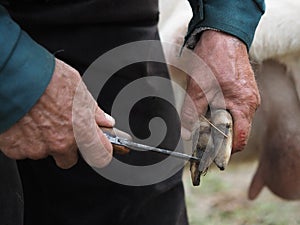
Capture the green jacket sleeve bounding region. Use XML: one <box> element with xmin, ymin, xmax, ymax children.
<box><xmin>0</xmin><ymin>6</ymin><xmax>55</xmax><ymax>133</ymax></box>
<box><xmin>186</xmin><ymin>0</ymin><xmax>265</xmax><ymax>50</ymax></box>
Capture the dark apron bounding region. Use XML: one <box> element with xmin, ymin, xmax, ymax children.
<box><xmin>3</xmin><ymin>1</ymin><xmax>188</xmax><ymax>224</ymax></box>
<box><xmin>0</xmin><ymin>153</ymin><xmax>23</xmax><ymax>225</ymax></box>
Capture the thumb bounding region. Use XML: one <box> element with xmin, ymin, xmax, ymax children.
<box><xmin>72</xmin><ymin>81</ymin><xmax>114</xmax><ymax>168</ymax></box>
<box><xmin>95</xmin><ymin>107</ymin><xmax>115</xmax><ymax>127</ymax></box>
<box><xmin>77</xmin><ymin>122</ymin><xmax>113</xmax><ymax>168</ymax></box>
<box><xmin>73</xmin><ymin>104</ymin><xmax>113</xmax><ymax>168</ymax></box>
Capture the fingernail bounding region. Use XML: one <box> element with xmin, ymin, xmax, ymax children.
<box><xmin>104</xmin><ymin>113</ymin><xmax>115</xmax><ymax>125</ymax></box>
<box><xmin>181</xmin><ymin>127</ymin><xmax>192</xmax><ymax>140</ymax></box>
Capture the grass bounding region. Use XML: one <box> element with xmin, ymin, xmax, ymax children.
<box><xmin>183</xmin><ymin>161</ymin><xmax>300</xmax><ymax>225</ymax></box>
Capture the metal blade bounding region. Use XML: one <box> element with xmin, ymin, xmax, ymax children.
<box><xmin>103</xmin><ymin>131</ymin><xmax>200</xmax><ymax>163</ymax></box>
<box><xmin>120</xmin><ymin>139</ymin><xmax>200</xmax><ymax>163</ymax></box>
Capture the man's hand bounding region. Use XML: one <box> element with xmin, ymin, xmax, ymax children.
<box><xmin>181</xmin><ymin>30</ymin><xmax>260</xmax><ymax>153</ymax></box>
<box><xmin>0</xmin><ymin>59</ymin><xmax>115</xmax><ymax>168</ymax></box>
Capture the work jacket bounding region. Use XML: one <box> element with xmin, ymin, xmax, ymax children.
<box><xmin>0</xmin><ymin>0</ymin><xmax>265</xmax><ymax>132</ymax></box>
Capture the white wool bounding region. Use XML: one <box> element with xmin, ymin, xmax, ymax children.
<box><xmin>158</xmin><ymin>0</ymin><xmax>191</xmax><ymax>43</ymax></box>
<box><xmin>158</xmin><ymin>0</ymin><xmax>300</xmax><ymax>103</ymax></box>
<box><xmin>159</xmin><ymin>0</ymin><xmax>300</xmax><ymax>64</ymax></box>
<box><xmin>250</xmin><ymin>0</ymin><xmax>300</xmax><ymax>62</ymax></box>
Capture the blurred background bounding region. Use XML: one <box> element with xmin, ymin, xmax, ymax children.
<box><xmin>183</xmin><ymin>154</ymin><xmax>300</xmax><ymax>225</ymax></box>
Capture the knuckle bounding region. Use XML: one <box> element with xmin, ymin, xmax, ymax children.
<box><xmin>2</xmin><ymin>148</ymin><xmax>25</xmax><ymax>160</ymax></box>
<box><xmin>241</xmin><ymin>87</ymin><xmax>260</xmax><ymax>113</ymax></box>
<box><xmin>27</xmin><ymin>147</ymin><xmax>47</xmax><ymax>160</ymax></box>
<box><xmin>71</xmin><ymin>69</ymin><xmax>81</xmax><ymax>78</ymax></box>
<box><xmin>51</xmin><ymin>138</ymin><xmax>76</xmax><ymax>154</ymax></box>
<box><xmin>248</xmin><ymin>93</ymin><xmax>261</xmax><ymax>112</ymax></box>
<box><xmin>51</xmin><ymin>143</ymin><xmax>69</xmax><ymax>154</ymax></box>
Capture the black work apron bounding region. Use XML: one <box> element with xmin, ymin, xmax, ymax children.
<box><xmin>0</xmin><ymin>153</ymin><xmax>23</xmax><ymax>225</ymax></box>
<box><xmin>4</xmin><ymin>1</ymin><xmax>188</xmax><ymax>224</ymax></box>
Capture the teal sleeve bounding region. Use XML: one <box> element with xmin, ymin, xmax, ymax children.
<box><xmin>0</xmin><ymin>6</ymin><xmax>55</xmax><ymax>133</ymax></box>
<box><xmin>186</xmin><ymin>0</ymin><xmax>265</xmax><ymax>50</ymax></box>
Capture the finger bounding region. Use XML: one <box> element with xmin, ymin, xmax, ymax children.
<box><xmin>52</xmin><ymin>146</ymin><xmax>78</xmax><ymax>169</ymax></box>
<box><xmin>91</xmin><ymin>126</ymin><xmax>113</xmax><ymax>168</ymax></box>
<box><xmin>97</xmin><ymin>126</ymin><xmax>113</xmax><ymax>154</ymax></box>
<box><xmin>1</xmin><ymin>149</ymin><xmax>27</xmax><ymax>160</ymax></box>
<box><xmin>95</xmin><ymin>106</ymin><xmax>115</xmax><ymax>127</ymax></box>
<box><xmin>230</xmin><ymin>109</ymin><xmax>251</xmax><ymax>153</ymax></box>
<box><xmin>78</xmin><ymin>123</ymin><xmax>113</xmax><ymax>168</ymax></box>
<box><xmin>72</xmin><ymin>81</ymin><xmax>113</xmax><ymax>168</ymax></box>
<box><xmin>112</xmin><ymin>127</ymin><xmax>132</xmax><ymax>140</ymax></box>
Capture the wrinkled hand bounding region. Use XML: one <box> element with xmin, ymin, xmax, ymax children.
<box><xmin>181</xmin><ymin>30</ymin><xmax>260</xmax><ymax>153</ymax></box>
<box><xmin>0</xmin><ymin>59</ymin><xmax>115</xmax><ymax>168</ymax></box>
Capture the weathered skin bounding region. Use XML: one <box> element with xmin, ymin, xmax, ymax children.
<box><xmin>0</xmin><ymin>59</ymin><xmax>115</xmax><ymax>169</ymax></box>
<box><xmin>248</xmin><ymin>60</ymin><xmax>300</xmax><ymax>200</ymax></box>
<box><xmin>181</xmin><ymin>30</ymin><xmax>260</xmax><ymax>154</ymax></box>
